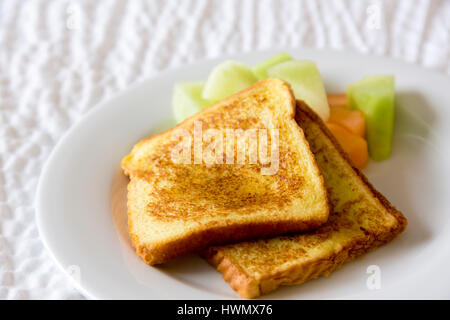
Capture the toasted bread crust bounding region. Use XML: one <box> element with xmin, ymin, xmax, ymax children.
<box><xmin>203</xmin><ymin>100</ymin><xmax>407</xmax><ymax>299</ymax></box>
<box><xmin>207</xmin><ymin>248</ymin><xmax>260</xmax><ymax>298</ymax></box>
<box><xmin>204</xmin><ymin>220</ymin><xmax>404</xmax><ymax>298</ymax></box>
<box><xmin>297</xmin><ymin>100</ymin><xmax>407</xmax><ymax>229</ymax></box>
<box><xmin>123</xmin><ymin>79</ymin><xmax>297</xmax><ymax>153</ymax></box>
<box><xmin>133</xmin><ymin>218</ymin><xmax>327</xmax><ymax>265</ymax></box>
<box><xmin>123</xmin><ymin>80</ymin><xmax>330</xmax><ymax>265</ymax></box>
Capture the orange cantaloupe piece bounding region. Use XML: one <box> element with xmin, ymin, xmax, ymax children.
<box><xmin>326</xmin><ymin>123</ymin><xmax>369</xmax><ymax>170</ymax></box>
<box><xmin>327</xmin><ymin>93</ymin><xmax>348</xmax><ymax>108</ymax></box>
<box><xmin>328</xmin><ymin>105</ymin><xmax>366</xmax><ymax>138</ymax></box>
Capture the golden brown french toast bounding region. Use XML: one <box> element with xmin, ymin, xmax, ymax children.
<box><xmin>203</xmin><ymin>100</ymin><xmax>407</xmax><ymax>298</ymax></box>
<box><xmin>122</xmin><ymin>79</ymin><xmax>330</xmax><ymax>265</ymax></box>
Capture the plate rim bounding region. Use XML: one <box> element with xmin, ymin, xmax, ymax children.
<box><xmin>35</xmin><ymin>47</ymin><xmax>450</xmax><ymax>300</ymax></box>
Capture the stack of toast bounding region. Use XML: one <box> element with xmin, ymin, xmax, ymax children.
<box><xmin>122</xmin><ymin>79</ymin><xmax>407</xmax><ymax>298</ymax></box>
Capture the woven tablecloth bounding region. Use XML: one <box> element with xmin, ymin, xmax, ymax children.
<box><xmin>1</xmin><ymin>0</ymin><xmax>449</xmax><ymax>300</ymax></box>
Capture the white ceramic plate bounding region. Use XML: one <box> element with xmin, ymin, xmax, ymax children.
<box><xmin>36</xmin><ymin>48</ymin><xmax>450</xmax><ymax>299</ymax></box>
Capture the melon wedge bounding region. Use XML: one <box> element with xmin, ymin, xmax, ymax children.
<box><xmin>172</xmin><ymin>82</ymin><xmax>211</xmax><ymax>123</ymax></box>
<box><xmin>326</xmin><ymin>123</ymin><xmax>369</xmax><ymax>170</ymax></box>
<box><xmin>202</xmin><ymin>61</ymin><xmax>258</xmax><ymax>101</ymax></box>
<box><xmin>267</xmin><ymin>60</ymin><xmax>330</xmax><ymax>121</ymax></box>
<box><xmin>347</xmin><ymin>75</ymin><xmax>395</xmax><ymax>161</ymax></box>
<box><xmin>329</xmin><ymin>105</ymin><xmax>366</xmax><ymax>138</ymax></box>
<box><xmin>252</xmin><ymin>52</ymin><xmax>293</xmax><ymax>80</ymax></box>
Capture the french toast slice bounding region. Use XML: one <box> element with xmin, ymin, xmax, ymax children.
<box><xmin>203</xmin><ymin>100</ymin><xmax>407</xmax><ymax>299</ymax></box>
<box><xmin>122</xmin><ymin>79</ymin><xmax>330</xmax><ymax>265</ymax></box>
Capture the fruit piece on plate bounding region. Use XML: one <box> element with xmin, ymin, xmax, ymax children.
<box><xmin>329</xmin><ymin>105</ymin><xmax>366</xmax><ymax>137</ymax></box>
<box><xmin>252</xmin><ymin>52</ymin><xmax>293</xmax><ymax>80</ymax></box>
<box><xmin>267</xmin><ymin>60</ymin><xmax>330</xmax><ymax>121</ymax></box>
<box><xmin>172</xmin><ymin>82</ymin><xmax>212</xmax><ymax>123</ymax></box>
<box><xmin>202</xmin><ymin>60</ymin><xmax>258</xmax><ymax>101</ymax></box>
<box><xmin>327</xmin><ymin>93</ymin><xmax>348</xmax><ymax>108</ymax></box>
<box><xmin>326</xmin><ymin>123</ymin><xmax>369</xmax><ymax>170</ymax></box>
<box><xmin>347</xmin><ymin>75</ymin><xmax>395</xmax><ymax>161</ymax></box>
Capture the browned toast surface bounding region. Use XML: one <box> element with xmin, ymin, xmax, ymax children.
<box><xmin>203</xmin><ymin>100</ymin><xmax>407</xmax><ymax>298</ymax></box>
<box><xmin>122</xmin><ymin>80</ymin><xmax>330</xmax><ymax>265</ymax></box>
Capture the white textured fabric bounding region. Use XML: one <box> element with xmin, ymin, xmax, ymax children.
<box><xmin>0</xmin><ymin>0</ymin><xmax>449</xmax><ymax>300</ymax></box>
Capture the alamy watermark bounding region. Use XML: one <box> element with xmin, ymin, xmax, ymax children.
<box><xmin>366</xmin><ymin>265</ymin><xmax>381</xmax><ymax>290</ymax></box>
<box><xmin>170</xmin><ymin>120</ymin><xmax>280</xmax><ymax>175</ymax></box>
<box><xmin>366</xmin><ymin>3</ymin><xmax>382</xmax><ymax>30</ymax></box>
<box><xmin>67</xmin><ymin>265</ymin><xmax>81</xmax><ymax>285</ymax></box>
<box><xmin>66</xmin><ymin>3</ymin><xmax>81</xmax><ymax>30</ymax></box>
